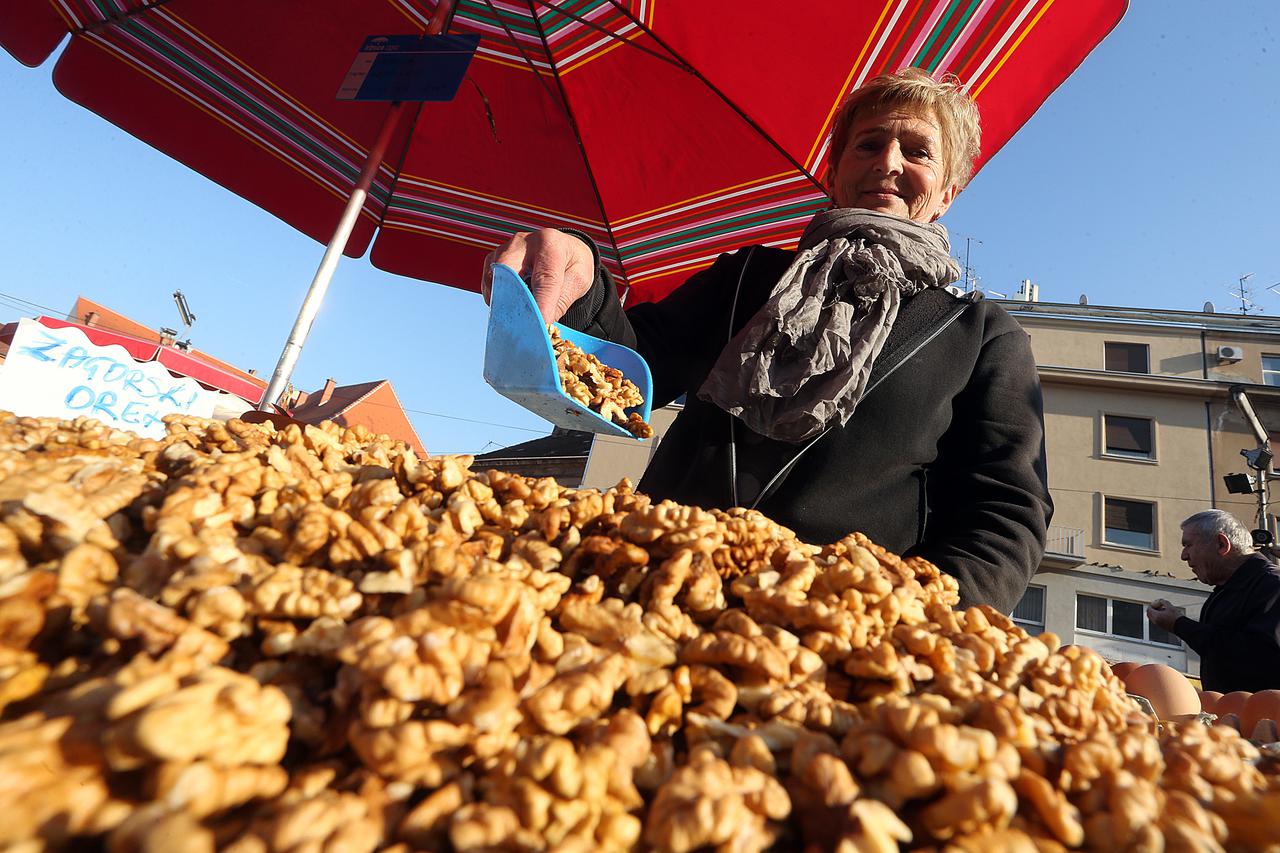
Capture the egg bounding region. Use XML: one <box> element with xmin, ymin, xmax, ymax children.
<box><xmin>1123</xmin><ymin>664</ymin><xmax>1201</xmax><ymax>720</ymax></box>
<box><xmin>1109</xmin><ymin>661</ymin><xmax>1140</xmax><ymax>680</ymax></box>
<box><xmin>1214</xmin><ymin>691</ymin><xmax>1252</xmax><ymax>720</ymax></box>
<box><xmin>1198</xmin><ymin>691</ymin><xmax>1223</xmax><ymax>714</ymax></box>
<box><xmin>1240</xmin><ymin>690</ymin><xmax>1280</xmax><ymax>734</ymax></box>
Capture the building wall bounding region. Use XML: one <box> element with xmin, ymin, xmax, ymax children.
<box><xmin>1013</xmin><ymin>304</ymin><xmax>1280</xmax><ymax>671</ymax></box>
<box><xmin>476</xmin><ymin>457</ymin><xmax>587</xmax><ymax>487</ymax></box>
<box><xmin>1020</xmin><ymin>315</ymin><xmax>1206</xmax><ymax>378</ymax></box>
<box><xmin>1023</xmin><ymin>310</ymin><xmax>1280</xmax><ymax>551</ymax></box>
<box><xmin>581</xmin><ymin>406</ymin><xmax>680</xmax><ymax>490</ymax></box>
<box><xmin>1035</xmin><ymin>567</ymin><xmax>1205</xmax><ymax>675</ymax></box>
<box><xmin>1204</xmin><ymin>331</ymin><xmax>1280</xmax><ymax>386</ymax></box>
<box><xmin>1041</xmin><ymin>383</ymin><xmax>1210</xmax><ymax>578</ymax></box>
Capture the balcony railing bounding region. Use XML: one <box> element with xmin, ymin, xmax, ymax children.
<box><xmin>1044</xmin><ymin>525</ymin><xmax>1086</xmax><ymax>564</ymax></box>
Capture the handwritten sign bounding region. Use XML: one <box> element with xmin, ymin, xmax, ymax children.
<box><xmin>0</xmin><ymin>319</ymin><xmax>214</xmax><ymax>438</ymax></box>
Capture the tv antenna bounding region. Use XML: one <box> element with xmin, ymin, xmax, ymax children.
<box><xmin>169</xmin><ymin>290</ymin><xmax>197</xmax><ymax>350</ymax></box>
<box><xmin>966</xmin><ymin>271</ymin><xmax>1001</xmax><ymax>300</ymax></box>
<box><xmin>1228</xmin><ymin>273</ymin><xmax>1262</xmax><ymax>315</ymax></box>
<box><xmin>173</xmin><ymin>290</ymin><xmax>197</xmax><ymax>328</ymax></box>
<box><xmin>957</xmin><ymin>235</ymin><xmax>983</xmax><ymax>292</ymax></box>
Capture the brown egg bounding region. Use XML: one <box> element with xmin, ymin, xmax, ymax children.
<box><xmin>1240</xmin><ymin>690</ymin><xmax>1280</xmax><ymax>733</ymax></box>
<box><xmin>1198</xmin><ymin>690</ymin><xmax>1223</xmax><ymax>714</ymax></box>
<box><xmin>1215</xmin><ymin>691</ymin><xmax>1252</xmax><ymax>720</ymax></box>
<box><xmin>1123</xmin><ymin>664</ymin><xmax>1201</xmax><ymax>720</ymax></box>
<box><xmin>1109</xmin><ymin>661</ymin><xmax>1140</xmax><ymax>680</ymax></box>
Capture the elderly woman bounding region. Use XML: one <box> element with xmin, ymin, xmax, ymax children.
<box><xmin>486</xmin><ymin>69</ymin><xmax>1051</xmax><ymax>612</ymax></box>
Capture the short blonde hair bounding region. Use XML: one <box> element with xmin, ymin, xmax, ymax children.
<box><xmin>828</xmin><ymin>67</ymin><xmax>981</xmax><ymax>189</ymax></box>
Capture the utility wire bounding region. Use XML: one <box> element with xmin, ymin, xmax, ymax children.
<box><xmin>0</xmin><ymin>289</ymin><xmax>193</xmax><ymax>343</ymax></box>
<box><xmin>0</xmin><ymin>290</ymin><xmax>58</xmax><ymax>313</ymax></box>
<box><xmin>398</xmin><ymin>409</ymin><xmax>546</xmax><ymax>433</ymax></box>
<box><xmin>1051</xmin><ymin>486</ymin><xmax>1214</xmax><ymax>502</ymax></box>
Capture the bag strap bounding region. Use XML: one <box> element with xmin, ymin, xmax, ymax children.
<box><xmin>722</xmin><ymin>247</ymin><xmax>976</xmax><ymax>508</ymax></box>
<box><xmin>748</xmin><ymin>295</ymin><xmax>973</xmax><ymax>509</ymax></box>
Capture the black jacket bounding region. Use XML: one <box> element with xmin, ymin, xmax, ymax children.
<box><xmin>563</xmin><ymin>244</ymin><xmax>1052</xmax><ymax>613</ymax></box>
<box><xmin>1174</xmin><ymin>554</ymin><xmax>1280</xmax><ymax>693</ymax></box>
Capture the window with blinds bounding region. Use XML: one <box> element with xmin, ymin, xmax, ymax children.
<box><xmin>1104</xmin><ymin>415</ymin><xmax>1154</xmax><ymax>459</ymax></box>
<box><xmin>1012</xmin><ymin>585</ymin><xmax>1046</xmax><ymax>630</ymax></box>
<box><xmin>1075</xmin><ymin>593</ymin><xmax>1182</xmax><ymax>647</ymax></box>
<box><xmin>1104</xmin><ymin>342</ymin><xmax>1150</xmax><ymax>373</ymax></box>
<box><xmin>1076</xmin><ymin>594</ymin><xmax>1108</xmax><ymax>632</ymax></box>
<box><xmin>1104</xmin><ymin>497</ymin><xmax>1156</xmax><ymax>550</ymax></box>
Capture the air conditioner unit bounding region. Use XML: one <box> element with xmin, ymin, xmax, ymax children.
<box><xmin>1217</xmin><ymin>345</ymin><xmax>1245</xmax><ymax>363</ymax></box>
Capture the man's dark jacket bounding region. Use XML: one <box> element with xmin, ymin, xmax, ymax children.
<box><xmin>562</xmin><ymin>243</ymin><xmax>1052</xmax><ymax>613</ymax></box>
<box><xmin>1174</xmin><ymin>554</ymin><xmax>1280</xmax><ymax>693</ymax></box>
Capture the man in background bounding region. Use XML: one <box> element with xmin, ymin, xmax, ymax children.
<box><xmin>1147</xmin><ymin>509</ymin><xmax>1280</xmax><ymax>693</ymax></box>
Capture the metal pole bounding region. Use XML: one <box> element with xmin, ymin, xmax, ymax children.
<box><xmin>257</xmin><ymin>0</ymin><xmax>455</xmax><ymax>411</ymax></box>
<box><xmin>964</xmin><ymin>238</ymin><xmax>972</xmax><ymax>292</ymax></box>
<box><xmin>256</xmin><ymin>108</ymin><xmax>403</xmax><ymax>411</ymax></box>
<box><xmin>1258</xmin><ymin>466</ymin><xmax>1270</xmax><ymax>536</ymax></box>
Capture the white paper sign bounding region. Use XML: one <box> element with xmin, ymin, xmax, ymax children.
<box><xmin>0</xmin><ymin>319</ymin><xmax>214</xmax><ymax>438</ymax></box>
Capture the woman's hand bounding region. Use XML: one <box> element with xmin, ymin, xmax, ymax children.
<box><xmin>482</xmin><ymin>229</ymin><xmax>596</xmax><ymax>323</ymax></box>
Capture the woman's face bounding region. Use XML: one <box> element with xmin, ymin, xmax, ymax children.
<box><xmin>828</xmin><ymin>107</ymin><xmax>958</xmax><ymax>223</ymax></box>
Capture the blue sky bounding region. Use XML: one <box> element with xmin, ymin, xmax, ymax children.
<box><xmin>1</xmin><ymin>1</ymin><xmax>1277</xmax><ymax>454</ymax></box>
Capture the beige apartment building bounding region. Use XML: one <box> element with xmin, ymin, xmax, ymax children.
<box><xmin>577</xmin><ymin>296</ymin><xmax>1280</xmax><ymax>676</ymax></box>
<box><xmin>1006</xmin><ymin>298</ymin><xmax>1280</xmax><ymax>675</ymax></box>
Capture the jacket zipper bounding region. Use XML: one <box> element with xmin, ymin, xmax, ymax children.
<box><xmin>917</xmin><ymin>466</ymin><xmax>930</xmax><ymax>543</ymax></box>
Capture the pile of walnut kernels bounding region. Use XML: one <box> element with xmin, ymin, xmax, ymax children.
<box><xmin>1</xmin><ymin>412</ymin><xmax>1279</xmax><ymax>852</ymax></box>
<box><xmin>549</xmin><ymin>328</ymin><xmax>654</xmax><ymax>439</ymax></box>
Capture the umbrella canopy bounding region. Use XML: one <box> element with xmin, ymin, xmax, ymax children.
<box><xmin>4</xmin><ymin>0</ymin><xmax>1126</xmax><ymax>304</ymax></box>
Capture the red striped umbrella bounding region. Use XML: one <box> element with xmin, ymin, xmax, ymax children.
<box><xmin>3</xmin><ymin>0</ymin><xmax>1126</xmax><ymax>404</ymax></box>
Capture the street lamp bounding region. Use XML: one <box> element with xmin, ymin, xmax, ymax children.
<box><xmin>1226</xmin><ymin>385</ymin><xmax>1275</xmax><ymax>544</ymax></box>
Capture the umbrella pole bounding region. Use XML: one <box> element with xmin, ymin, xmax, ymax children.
<box><xmin>255</xmin><ymin>105</ymin><xmax>405</xmax><ymax>411</ymax></box>
<box><xmin>258</xmin><ymin>0</ymin><xmax>456</xmax><ymax>412</ymax></box>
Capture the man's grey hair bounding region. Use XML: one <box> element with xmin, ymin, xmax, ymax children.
<box><xmin>1181</xmin><ymin>509</ymin><xmax>1255</xmax><ymax>553</ymax></box>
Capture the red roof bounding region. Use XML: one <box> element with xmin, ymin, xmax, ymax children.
<box><xmin>291</xmin><ymin>380</ymin><xmax>427</xmax><ymax>456</ymax></box>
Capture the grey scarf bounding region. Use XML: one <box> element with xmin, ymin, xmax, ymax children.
<box><xmin>697</xmin><ymin>208</ymin><xmax>961</xmax><ymax>443</ymax></box>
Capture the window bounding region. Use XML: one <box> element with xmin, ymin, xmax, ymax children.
<box><xmin>1076</xmin><ymin>594</ymin><xmax>1107</xmax><ymax>632</ymax></box>
<box><xmin>1103</xmin><ymin>497</ymin><xmax>1156</xmax><ymax>550</ymax></box>
<box><xmin>1104</xmin><ymin>342</ymin><xmax>1150</xmax><ymax>374</ymax></box>
<box><xmin>1076</xmin><ymin>594</ymin><xmax>1182</xmax><ymax>647</ymax></box>
<box><xmin>1264</xmin><ymin>355</ymin><xmax>1280</xmax><ymax>386</ymax></box>
<box><xmin>1110</xmin><ymin>600</ymin><xmax>1144</xmax><ymax>639</ymax></box>
<box><xmin>1011</xmin><ymin>585</ymin><xmax>1046</xmax><ymax>631</ymax></box>
<box><xmin>1149</xmin><ymin>620</ymin><xmax>1181</xmax><ymax>647</ymax></box>
<box><xmin>1104</xmin><ymin>415</ymin><xmax>1154</xmax><ymax>460</ymax></box>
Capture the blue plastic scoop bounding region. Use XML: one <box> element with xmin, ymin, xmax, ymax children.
<box><xmin>483</xmin><ymin>263</ymin><xmax>653</xmax><ymax>439</ymax></box>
